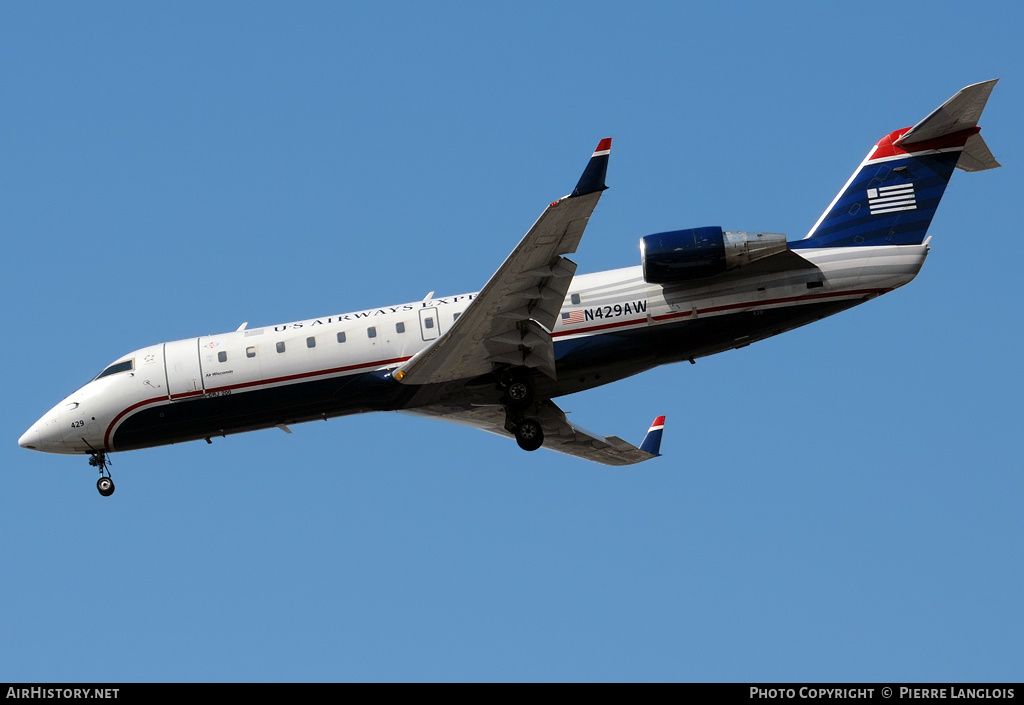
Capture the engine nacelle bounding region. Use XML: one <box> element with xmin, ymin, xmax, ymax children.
<box><xmin>640</xmin><ymin>227</ymin><xmax>788</xmax><ymax>283</ymax></box>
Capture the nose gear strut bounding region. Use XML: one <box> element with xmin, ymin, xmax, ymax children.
<box><xmin>89</xmin><ymin>452</ymin><xmax>115</xmax><ymax>497</ymax></box>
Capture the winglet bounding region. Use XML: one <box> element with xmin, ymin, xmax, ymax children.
<box><xmin>638</xmin><ymin>415</ymin><xmax>665</xmax><ymax>457</ymax></box>
<box><xmin>570</xmin><ymin>138</ymin><xmax>611</xmax><ymax>197</ymax></box>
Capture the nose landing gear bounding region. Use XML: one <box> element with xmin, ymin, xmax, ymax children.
<box><xmin>89</xmin><ymin>452</ymin><xmax>115</xmax><ymax>497</ymax></box>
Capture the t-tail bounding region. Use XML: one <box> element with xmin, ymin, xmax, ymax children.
<box><xmin>793</xmin><ymin>80</ymin><xmax>1000</xmax><ymax>250</ymax></box>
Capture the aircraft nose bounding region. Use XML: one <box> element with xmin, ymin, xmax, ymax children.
<box><xmin>19</xmin><ymin>406</ymin><xmax>69</xmax><ymax>454</ymax></box>
<box><xmin>18</xmin><ymin>426</ymin><xmax>39</xmax><ymax>450</ymax></box>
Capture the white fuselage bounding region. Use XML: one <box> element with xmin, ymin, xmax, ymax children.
<box><xmin>19</xmin><ymin>243</ymin><xmax>927</xmax><ymax>456</ymax></box>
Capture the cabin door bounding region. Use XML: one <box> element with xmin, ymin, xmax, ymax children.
<box><xmin>418</xmin><ymin>307</ymin><xmax>440</xmax><ymax>341</ymax></box>
<box><xmin>164</xmin><ymin>339</ymin><xmax>205</xmax><ymax>400</ymax></box>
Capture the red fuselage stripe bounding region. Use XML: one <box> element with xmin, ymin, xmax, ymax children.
<box><xmin>104</xmin><ymin>287</ymin><xmax>890</xmax><ymax>450</ymax></box>
<box><xmin>104</xmin><ymin>356</ymin><xmax>411</xmax><ymax>450</ymax></box>
<box><xmin>204</xmin><ymin>356</ymin><xmax>411</xmax><ymax>394</ymax></box>
<box><xmin>550</xmin><ymin>287</ymin><xmax>890</xmax><ymax>339</ymax></box>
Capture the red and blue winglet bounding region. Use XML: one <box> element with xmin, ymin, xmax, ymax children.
<box><xmin>571</xmin><ymin>138</ymin><xmax>611</xmax><ymax>197</ymax></box>
<box><xmin>639</xmin><ymin>415</ymin><xmax>665</xmax><ymax>457</ymax></box>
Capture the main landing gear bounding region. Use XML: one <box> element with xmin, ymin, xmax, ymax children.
<box><xmin>513</xmin><ymin>417</ymin><xmax>544</xmax><ymax>452</ymax></box>
<box><xmin>505</xmin><ymin>377</ymin><xmax>534</xmax><ymax>410</ymax></box>
<box><xmin>501</xmin><ymin>375</ymin><xmax>544</xmax><ymax>452</ymax></box>
<box><xmin>89</xmin><ymin>452</ymin><xmax>115</xmax><ymax>497</ymax></box>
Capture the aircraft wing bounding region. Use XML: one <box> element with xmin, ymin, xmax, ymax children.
<box><xmin>394</xmin><ymin>139</ymin><xmax>612</xmax><ymax>385</ymax></box>
<box><xmin>401</xmin><ymin>400</ymin><xmax>665</xmax><ymax>467</ymax></box>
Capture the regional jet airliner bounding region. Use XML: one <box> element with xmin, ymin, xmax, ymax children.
<box><xmin>19</xmin><ymin>81</ymin><xmax>1000</xmax><ymax>496</ymax></box>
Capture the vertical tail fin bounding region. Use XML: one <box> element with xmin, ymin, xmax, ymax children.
<box><xmin>794</xmin><ymin>80</ymin><xmax>999</xmax><ymax>250</ymax></box>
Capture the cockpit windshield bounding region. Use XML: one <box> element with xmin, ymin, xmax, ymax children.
<box><xmin>95</xmin><ymin>359</ymin><xmax>134</xmax><ymax>381</ymax></box>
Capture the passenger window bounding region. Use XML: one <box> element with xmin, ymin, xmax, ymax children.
<box><xmin>424</xmin><ymin>318</ymin><xmax>434</xmax><ymax>329</ymax></box>
<box><xmin>453</xmin><ymin>312</ymin><xmax>461</xmax><ymax>322</ymax></box>
<box><xmin>246</xmin><ymin>346</ymin><xmax>256</xmax><ymax>358</ymax></box>
<box><xmin>276</xmin><ymin>342</ymin><xmax>286</xmax><ymax>353</ymax></box>
<box><xmin>217</xmin><ymin>351</ymin><xmax>227</xmax><ymax>363</ymax></box>
<box><xmin>337</xmin><ymin>332</ymin><xmax>347</xmax><ymax>343</ymax></box>
<box><xmin>307</xmin><ymin>336</ymin><xmax>316</xmax><ymax>348</ymax></box>
<box><xmin>396</xmin><ymin>322</ymin><xmax>405</xmax><ymax>334</ymax></box>
<box><xmin>367</xmin><ymin>327</ymin><xmax>377</xmax><ymax>339</ymax></box>
<box><xmin>571</xmin><ymin>293</ymin><xmax>581</xmax><ymax>305</ymax></box>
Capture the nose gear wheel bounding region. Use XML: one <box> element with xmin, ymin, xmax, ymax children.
<box><xmin>96</xmin><ymin>476</ymin><xmax>115</xmax><ymax>497</ymax></box>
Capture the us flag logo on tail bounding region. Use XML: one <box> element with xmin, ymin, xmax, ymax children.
<box><xmin>867</xmin><ymin>183</ymin><xmax>916</xmax><ymax>215</ymax></box>
<box><xmin>561</xmin><ymin>310</ymin><xmax>584</xmax><ymax>325</ymax></box>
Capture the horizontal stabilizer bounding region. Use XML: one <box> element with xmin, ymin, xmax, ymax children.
<box><xmin>895</xmin><ymin>79</ymin><xmax>998</xmax><ymax>148</ymax></box>
<box><xmin>956</xmin><ymin>133</ymin><xmax>1000</xmax><ymax>172</ymax></box>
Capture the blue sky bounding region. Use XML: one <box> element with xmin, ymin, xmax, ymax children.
<box><xmin>2</xmin><ymin>2</ymin><xmax>1021</xmax><ymax>682</ymax></box>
